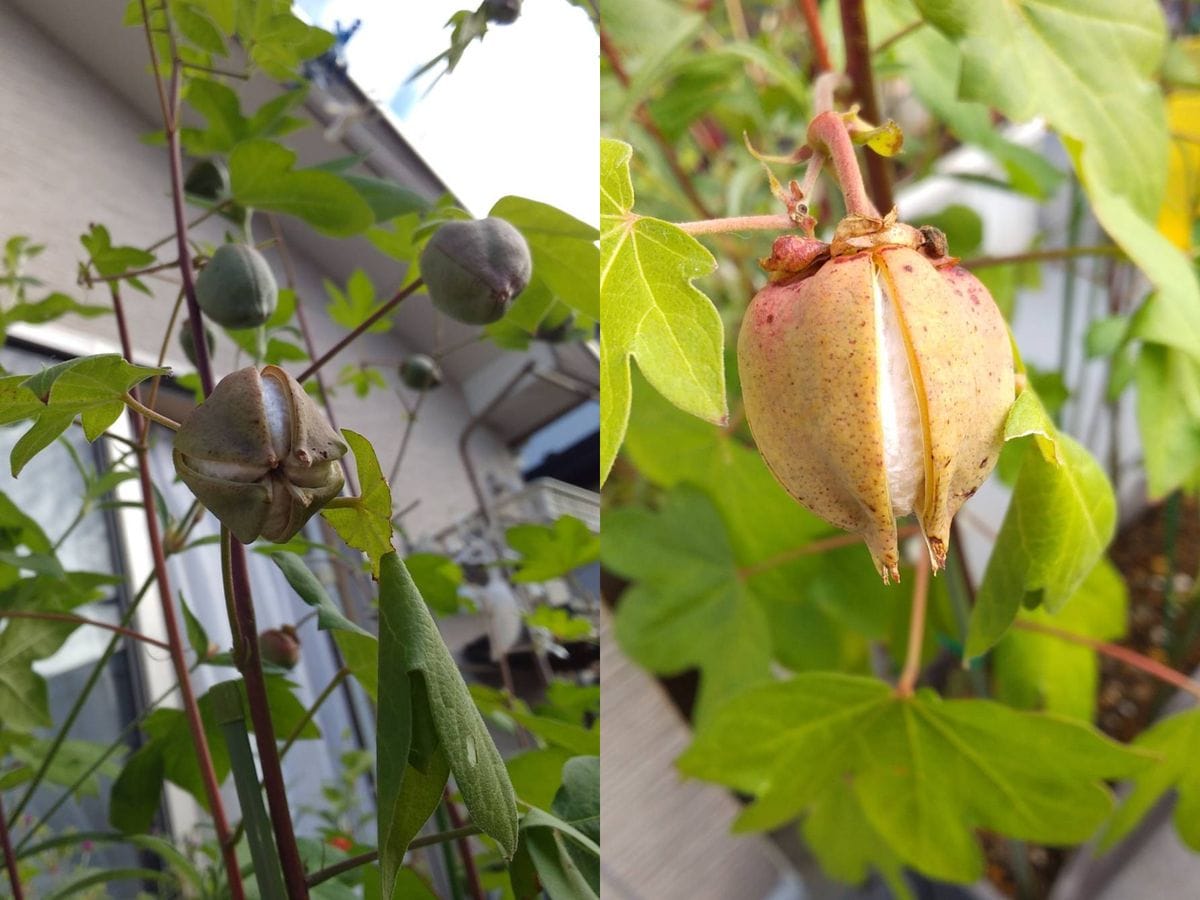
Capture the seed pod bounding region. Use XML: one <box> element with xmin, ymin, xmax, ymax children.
<box><xmin>420</xmin><ymin>218</ymin><xmax>532</xmax><ymax>325</ymax></box>
<box><xmin>737</xmin><ymin>214</ymin><xmax>1014</xmax><ymax>583</ymax></box>
<box><xmin>535</xmin><ymin>311</ymin><xmax>577</xmax><ymax>344</ymax></box>
<box><xmin>485</xmin><ymin>0</ymin><xmax>522</xmax><ymax>25</ymax></box>
<box><xmin>179</xmin><ymin>317</ymin><xmax>215</xmax><ymax>367</ymax></box>
<box><xmin>399</xmin><ymin>354</ymin><xmax>443</xmax><ymax>391</ymax></box>
<box><xmin>258</xmin><ymin>625</ymin><xmax>301</xmax><ymax>669</ymax></box>
<box><xmin>173</xmin><ymin>365</ymin><xmax>348</xmax><ymax>544</ymax></box>
<box><xmin>195</xmin><ymin>244</ymin><xmax>278</xmax><ymax>330</ymax></box>
<box><xmin>184</xmin><ymin>159</ymin><xmax>229</xmax><ymax>202</ymax></box>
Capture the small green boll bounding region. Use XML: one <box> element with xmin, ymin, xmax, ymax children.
<box><xmin>399</xmin><ymin>354</ymin><xmax>443</xmax><ymax>391</ymax></box>
<box><xmin>184</xmin><ymin>159</ymin><xmax>229</xmax><ymax>202</ymax></box>
<box><xmin>420</xmin><ymin>218</ymin><xmax>532</xmax><ymax>325</ymax></box>
<box><xmin>195</xmin><ymin>244</ymin><xmax>278</xmax><ymax>330</ymax></box>
<box><xmin>179</xmin><ymin>317</ymin><xmax>216</xmax><ymax>367</ymax></box>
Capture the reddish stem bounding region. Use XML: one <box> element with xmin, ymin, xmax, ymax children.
<box><xmin>444</xmin><ymin>792</ymin><xmax>485</xmax><ymax>900</ymax></box>
<box><xmin>797</xmin><ymin>0</ymin><xmax>833</xmax><ymax>71</ymax></box>
<box><xmin>838</xmin><ymin>0</ymin><xmax>894</xmax><ymax>211</ymax></box>
<box><xmin>807</xmin><ymin>111</ymin><xmax>880</xmax><ymax>218</ymax></box>
<box><xmin>111</xmin><ymin>286</ymin><xmax>244</xmax><ymax>900</ymax></box>
<box><xmin>296</xmin><ymin>280</ymin><xmax>423</xmax><ymax>384</ymax></box>
<box><xmin>0</xmin><ymin>611</ymin><xmax>169</xmax><ymax>651</ymax></box>
<box><xmin>600</xmin><ymin>29</ymin><xmax>716</xmax><ymax>220</ymax></box>
<box><xmin>1012</xmin><ymin>620</ymin><xmax>1200</xmax><ymax>701</ymax></box>
<box><xmin>0</xmin><ymin>792</ymin><xmax>23</xmax><ymax>900</ymax></box>
<box><xmin>229</xmin><ymin>542</ymin><xmax>311</xmax><ymax>897</ymax></box>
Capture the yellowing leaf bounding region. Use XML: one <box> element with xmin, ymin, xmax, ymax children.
<box><xmin>599</xmin><ymin>139</ymin><xmax>727</xmax><ymax>484</ymax></box>
<box><xmin>1158</xmin><ymin>91</ymin><xmax>1200</xmax><ymax>250</ymax></box>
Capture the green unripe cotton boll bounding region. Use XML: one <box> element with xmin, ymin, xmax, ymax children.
<box><xmin>179</xmin><ymin>317</ymin><xmax>216</xmax><ymax>367</ymax></box>
<box><xmin>184</xmin><ymin>159</ymin><xmax>229</xmax><ymax>201</ymax></box>
<box><xmin>485</xmin><ymin>0</ymin><xmax>521</xmax><ymax>24</ymax></box>
<box><xmin>535</xmin><ymin>312</ymin><xmax>577</xmax><ymax>344</ymax></box>
<box><xmin>420</xmin><ymin>218</ymin><xmax>532</xmax><ymax>325</ymax></box>
<box><xmin>399</xmin><ymin>354</ymin><xmax>443</xmax><ymax>391</ymax></box>
<box><xmin>195</xmin><ymin>244</ymin><xmax>278</xmax><ymax>329</ymax></box>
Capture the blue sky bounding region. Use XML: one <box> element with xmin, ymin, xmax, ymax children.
<box><xmin>297</xmin><ymin>0</ymin><xmax>598</xmax><ymax>227</ymax></box>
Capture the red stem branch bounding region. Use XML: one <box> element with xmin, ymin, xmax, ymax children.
<box><xmin>444</xmin><ymin>792</ymin><xmax>485</xmax><ymax>900</ymax></box>
<box><xmin>837</xmin><ymin>0</ymin><xmax>894</xmax><ymax>212</ymax></box>
<box><xmin>0</xmin><ymin>792</ymin><xmax>23</xmax><ymax>900</ymax></box>
<box><xmin>110</xmin><ymin>284</ymin><xmax>244</xmax><ymax>900</ymax></box>
<box><xmin>296</xmin><ymin>279</ymin><xmax>423</xmax><ymax>384</ymax></box>
<box><xmin>0</xmin><ymin>611</ymin><xmax>170</xmax><ymax>652</ymax></box>
<box><xmin>807</xmin><ymin>111</ymin><xmax>880</xmax><ymax>218</ymax></box>
<box><xmin>797</xmin><ymin>0</ymin><xmax>833</xmax><ymax>71</ymax></box>
<box><xmin>1012</xmin><ymin>620</ymin><xmax>1200</xmax><ymax>701</ymax></box>
<box><xmin>228</xmin><ymin>542</ymin><xmax>310</xmax><ymax>897</ymax></box>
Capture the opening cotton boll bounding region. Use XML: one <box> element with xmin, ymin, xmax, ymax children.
<box><xmin>873</xmin><ymin>267</ymin><xmax>924</xmax><ymax>519</ymax></box>
<box><xmin>260</xmin><ymin>373</ymin><xmax>291</xmax><ymax>462</ymax></box>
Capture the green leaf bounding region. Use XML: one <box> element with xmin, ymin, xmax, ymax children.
<box><xmin>601</xmin><ymin>484</ymin><xmax>770</xmax><ymax>722</ymax></box>
<box><xmin>489</xmin><ymin>196</ymin><xmax>599</xmax><ymax>320</ymax></box>
<box><xmin>917</xmin><ymin>0</ymin><xmax>1167</xmax><ymax>219</ymax></box>
<box><xmin>548</xmin><ymin>756</ymin><xmax>599</xmax><ymax>894</ymax></box>
<box><xmin>0</xmin><ymin>617</ymin><xmax>78</xmax><ymax>730</ymax></box>
<box><xmin>334</xmin><ymin>630</ymin><xmax>378</xmax><ymax>703</ymax></box>
<box><xmin>599</xmin><ymin>139</ymin><xmax>727</xmax><ymax>484</ymax></box>
<box><xmin>109</xmin><ymin>742</ymin><xmax>166</xmax><ymax>834</ymax></box>
<box><xmin>965</xmin><ymin>400</ymin><xmax>1116</xmax><ymax>658</ymax></box>
<box><xmin>343</xmin><ymin>175</ymin><xmax>431</xmax><ymax>222</ymax></box>
<box><xmin>506</xmin><ymin>747</ymin><xmax>574</xmax><ymax>809</ymax></box>
<box><xmin>506</xmin><ymin>516</ymin><xmax>599</xmax><ymax>583</ymax></box>
<box><xmin>1135</xmin><ymin>343</ymin><xmax>1200</xmax><ymax>497</ymax></box>
<box><xmin>4</xmin><ymin>292</ymin><xmax>110</xmax><ymax>326</ymax></box>
<box><xmin>523</xmin><ymin>828</ymin><xmax>598</xmax><ymax>900</ymax></box>
<box><xmin>1102</xmin><ymin>707</ymin><xmax>1200</xmax><ymax>851</ymax></box>
<box><xmin>229</xmin><ymin>140</ymin><xmax>373</xmax><ymax>237</ymax></box>
<box><xmin>180</xmin><ymin>592</ymin><xmax>212</xmax><ymax>660</ymax></box>
<box><xmin>268</xmin><ymin>551</ymin><xmax>372</xmax><ymax>636</ymax></box>
<box><xmin>525</xmin><ymin>606</ymin><xmax>594</xmax><ymax>641</ymax></box>
<box><xmin>992</xmin><ymin>557</ymin><xmax>1127</xmax><ymax>720</ymax></box>
<box><xmin>376</xmin><ymin>553</ymin><xmax>518</xmax><ymax>898</ymax></box>
<box><xmin>404</xmin><ymin>553</ymin><xmax>464</xmax><ymax>616</ymax></box>
<box><xmin>679</xmin><ymin>673</ymin><xmax>1151</xmax><ymax>883</ymax></box>
<box><xmin>80</xmin><ymin>224</ymin><xmax>156</xmax><ymax>280</ymax></box>
<box><xmin>321</xmin><ymin>430</ymin><xmax>394</xmax><ymax>576</ymax></box>
<box><xmin>326</xmin><ymin>269</ymin><xmax>392</xmax><ymax>334</ymax></box>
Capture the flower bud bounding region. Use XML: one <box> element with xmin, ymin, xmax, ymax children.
<box><xmin>258</xmin><ymin>625</ymin><xmax>301</xmax><ymax>669</ymax></box>
<box><xmin>173</xmin><ymin>365</ymin><xmax>348</xmax><ymax>544</ymax></box>
<box><xmin>738</xmin><ymin>214</ymin><xmax>1014</xmax><ymax>583</ymax></box>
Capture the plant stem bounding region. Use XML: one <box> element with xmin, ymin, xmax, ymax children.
<box><xmin>896</xmin><ymin>552</ymin><xmax>931</xmax><ymax>697</ymax></box>
<box><xmin>807</xmin><ymin>111</ymin><xmax>880</xmax><ymax>218</ymax></box>
<box><xmin>738</xmin><ymin>527</ymin><xmax>918</xmax><ymax>580</ymax></box>
<box><xmin>0</xmin><ymin>792</ymin><xmax>24</xmax><ymax>900</ymax></box>
<box><xmin>296</xmin><ymin>280</ymin><xmax>424</xmax><ymax>384</ymax></box>
<box><xmin>227</xmin><ymin>540</ymin><xmax>310</xmax><ymax>898</ymax></box>
<box><xmin>83</xmin><ymin>258</ymin><xmax>182</xmax><ymax>286</ymax></box>
<box><xmin>797</xmin><ymin>0</ymin><xmax>833</xmax><ymax>71</ymax></box>
<box><xmin>304</xmin><ymin>826</ymin><xmax>481</xmax><ymax>889</ymax></box>
<box><xmin>279</xmin><ymin>667</ymin><xmax>349</xmax><ymax>760</ymax></box>
<box><xmin>1012</xmin><ymin>620</ymin><xmax>1200</xmax><ymax>701</ymax></box>
<box><xmin>599</xmin><ymin>29</ymin><xmax>716</xmax><ymax>219</ymax></box>
<box><xmin>674</xmin><ymin>213</ymin><xmax>798</xmax><ymax>235</ymax></box>
<box><xmin>123</xmin><ymin>393</ymin><xmax>180</xmax><ymax>431</ymax></box>
<box><xmin>111</xmin><ymin>279</ymin><xmax>243</xmax><ymax>899</ymax></box>
<box><xmin>872</xmin><ymin>19</ymin><xmax>924</xmax><ymax>55</ymax></box>
<box><xmin>444</xmin><ymin>793</ymin><xmax>484</xmax><ymax>900</ymax></box>
<box><xmin>0</xmin><ymin>611</ymin><xmax>169</xmax><ymax>651</ymax></box>
<box><xmin>388</xmin><ymin>390</ymin><xmax>427</xmax><ymax>488</ymax></box>
<box><xmin>838</xmin><ymin>0</ymin><xmax>893</xmax><ymax>211</ymax></box>
<box><xmin>962</xmin><ymin>244</ymin><xmax>1124</xmax><ymax>270</ymax></box>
